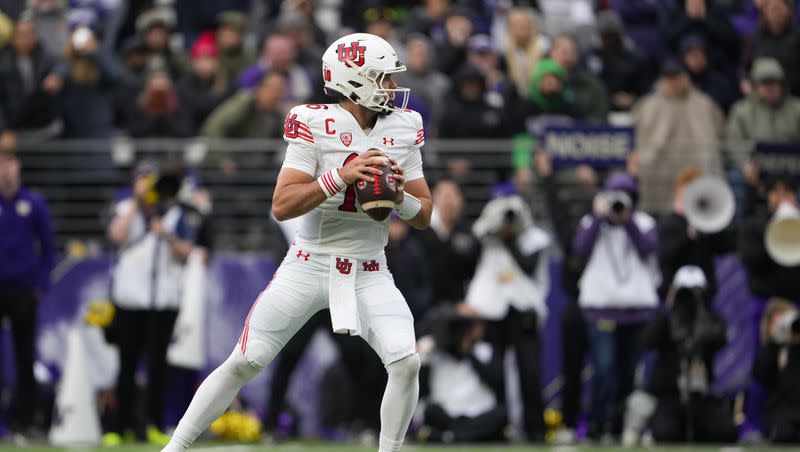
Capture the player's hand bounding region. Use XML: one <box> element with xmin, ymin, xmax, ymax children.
<box><xmin>338</xmin><ymin>149</ymin><xmax>388</xmax><ymax>185</ymax></box>
<box><xmin>389</xmin><ymin>157</ymin><xmax>405</xmax><ymax>203</ymax></box>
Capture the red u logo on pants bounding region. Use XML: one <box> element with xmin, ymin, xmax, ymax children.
<box><xmin>335</xmin><ymin>258</ymin><xmax>352</xmax><ymax>275</ymax></box>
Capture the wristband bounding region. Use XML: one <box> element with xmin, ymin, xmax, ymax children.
<box><xmin>395</xmin><ymin>192</ymin><xmax>422</xmax><ymax>220</ymax></box>
<box><xmin>318</xmin><ymin>168</ymin><xmax>346</xmax><ymax>198</ymax></box>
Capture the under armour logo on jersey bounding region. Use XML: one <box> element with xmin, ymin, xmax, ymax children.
<box><xmin>362</xmin><ymin>260</ymin><xmax>380</xmax><ymax>272</ymax></box>
<box><xmin>383</xmin><ymin>137</ymin><xmax>395</xmax><ymax>146</ymax></box>
<box><xmin>337</xmin><ymin>42</ymin><xmax>366</xmax><ymax>67</ymax></box>
<box><xmin>296</xmin><ymin>250</ymin><xmax>310</xmax><ymax>261</ymax></box>
<box><xmin>335</xmin><ymin>258</ymin><xmax>353</xmax><ymax>275</ymax></box>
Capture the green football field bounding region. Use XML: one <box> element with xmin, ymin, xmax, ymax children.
<box><xmin>0</xmin><ymin>444</ymin><xmax>797</xmax><ymax>452</ymax></box>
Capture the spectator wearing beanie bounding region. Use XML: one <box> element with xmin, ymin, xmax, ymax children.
<box><xmin>177</xmin><ymin>31</ymin><xmax>234</xmax><ymax>128</ymax></box>
<box><xmin>680</xmin><ymin>34</ymin><xmax>739</xmax><ymax>112</ymax></box>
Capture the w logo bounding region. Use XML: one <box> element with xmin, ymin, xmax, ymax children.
<box><xmin>337</xmin><ymin>42</ymin><xmax>366</xmax><ymax>67</ymax></box>
<box><xmin>335</xmin><ymin>258</ymin><xmax>353</xmax><ymax>275</ymax></box>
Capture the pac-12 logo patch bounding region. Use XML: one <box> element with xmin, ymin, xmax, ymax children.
<box><xmin>340</xmin><ymin>132</ymin><xmax>352</xmax><ymax>147</ymax></box>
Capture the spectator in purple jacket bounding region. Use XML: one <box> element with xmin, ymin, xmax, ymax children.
<box><xmin>572</xmin><ymin>171</ymin><xmax>660</xmax><ymax>440</ymax></box>
<box><xmin>0</xmin><ymin>149</ymin><xmax>54</xmax><ymax>436</ymax></box>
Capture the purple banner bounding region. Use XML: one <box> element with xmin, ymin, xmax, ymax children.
<box><xmin>753</xmin><ymin>142</ymin><xmax>800</xmax><ymax>179</ymax></box>
<box><xmin>543</xmin><ymin>125</ymin><xmax>634</xmax><ymax>170</ymax></box>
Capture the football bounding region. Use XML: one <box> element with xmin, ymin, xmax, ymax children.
<box><xmin>355</xmin><ymin>152</ymin><xmax>398</xmax><ymax>221</ymax></box>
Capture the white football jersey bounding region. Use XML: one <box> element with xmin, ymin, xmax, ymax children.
<box><xmin>280</xmin><ymin>103</ymin><xmax>425</xmax><ymax>259</ymax></box>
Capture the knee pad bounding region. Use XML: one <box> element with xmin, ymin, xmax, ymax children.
<box><xmin>224</xmin><ymin>349</ymin><xmax>264</xmax><ymax>382</ymax></box>
<box><xmin>386</xmin><ymin>353</ymin><xmax>420</xmax><ymax>381</ymax></box>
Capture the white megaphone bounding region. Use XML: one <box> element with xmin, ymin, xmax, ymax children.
<box><xmin>683</xmin><ymin>176</ymin><xmax>735</xmax><ymax>233</ymax></box>
<box><xmin>765</xmin><ymin>201</ymin><xmax>800</xmax><ymax>266</ymax></box>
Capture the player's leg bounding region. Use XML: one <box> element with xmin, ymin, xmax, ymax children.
<box><xmin>356</xmin><ymin>271</ymin><xmax>420</xmax><ymax>452</ymax></box>
<box><xmin>163</xmin><ymin>256</ymin><xmax>326</xmax><ymax>452</ymax></box>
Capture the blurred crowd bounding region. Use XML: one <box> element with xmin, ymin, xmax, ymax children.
<box><xmin>1</xmin><ymin>0</ymin><xmax>800</xmax><ymax>448</ymax></box>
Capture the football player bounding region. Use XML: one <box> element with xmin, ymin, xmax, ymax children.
<box><xmin>162</xmin><ymin>33</ymin><xmax>432</xmax><ymax>452</ymax></box>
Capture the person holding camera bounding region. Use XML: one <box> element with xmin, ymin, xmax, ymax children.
<box><xmin>572</xmin><ymin>171</ymin><xmax>660</xmax><ymax>439</ymax></box>
<box><xmin>753</xmin><ymin>298</ymin><xmax>800</xmax><ymax>443</ymax></box>
<box><xmin>464</xmin><ymin>194</ymin><xmax>550</xmax><ymax>441</ymax></box>
<box><xmin>416</xmin><ymin>305</ymin><xmax>507</xmax><ymax>444</ymax></box>
<box><xmin>105</xmin><ymin>161</ymin><xmax>196</xmax><ymax>445</ymax></box>
<box><xmin>638</xmin><ymin>266</ymin><xmax>737</xmax><ymax>443</ymax></box>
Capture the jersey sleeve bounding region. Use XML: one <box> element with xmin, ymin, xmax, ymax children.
<box><xmin>281</xmin><ymin>106</ymin><xmax>318</xmax><ymax>176</ymax></box>
<box><xmin>405</xmin><ymin>111</ymin><xmax>425</xmax><ymax>181</ymax></box>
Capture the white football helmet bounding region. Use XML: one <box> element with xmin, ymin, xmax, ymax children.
<box><xmin>322</xmin><ymin>33</ymin><xmax>410</xmax><ymax>113</ymax></box>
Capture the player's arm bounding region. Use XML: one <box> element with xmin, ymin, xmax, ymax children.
<box><xmin>272</xmin><ymin>150</ymin><xmax>388</xmax><ymax>221</ymax></box>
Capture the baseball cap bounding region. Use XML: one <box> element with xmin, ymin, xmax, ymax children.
<box><xmin>672</xmin><ymin>265</ymin><xmax>707</xmax><ymax>289</ymax></box>
<box><xmin>751</xmin><ymin>57</ymin><xmax>785</xmax><ymax>83</ymax></box>
<box><xmin>217</xmin><ymin>11</ymin><xmax>247</xmax><ymax>31</ymax></box>
<box><xmin>660</xmin><ymin>58</ymin><xmax>685</xmax><ymax>77</ymax></box>
<box><xmin>467</xmin><ymin>34</ymin><xmax>495</xmax><ymax>54</ymax></box>
<box><xmin>679</xmin><ymin>34</ymin><xmax>706</xmax><ymax>55</ymax></box>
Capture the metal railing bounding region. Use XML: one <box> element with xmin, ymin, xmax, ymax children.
<box><xmin>17</xmin><ymin>138</ymin><xmax>520</xmax><ymax>252</ymax></box>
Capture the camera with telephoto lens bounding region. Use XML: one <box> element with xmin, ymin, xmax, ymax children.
<box><xmin>773</xmin><ymin>311</ymin><xmax>800</xmax><ymax>345</ymax></box>
<box><xmin>426</xmin><ymin>305</ymin><xmax>481</xmax><ymax>359</ymax></box>
<box><xmin>142</xmin><ymin>170</ymin><xmax>183</xmax><ymax>217</ymax></box>
<box><xmin>606</xmin><ymin>190</ymin><xmax>632</xmax><ymax>215</ymax></box>
<box><xmin>669</xmin><ymin>287</ymin><xmax>721</xmax><ymax>357</ymax></box>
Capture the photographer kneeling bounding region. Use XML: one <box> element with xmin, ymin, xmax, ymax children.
<box><xmin>753</xmin><ymin>299</ymin><xmax>800</xmax><ymax>443</ymax></box>
<box><xmin>464</xmin><ymin>194</ymin><xmax>550</xmax><ymax>441</ymax></box>
<box><xmin>640</xmin><ymin>266</ymin><xmax>737</xmax><ymax>443</ymax></box>
<box><xmin>105</xmin><ymin>162</ymin><xmax>196</xmax><ymax>445</ymax></box>
<box><xmin>416</xmin><ymin>306</ymin><xmax>507</xmax><ymax>443</ymax></box>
